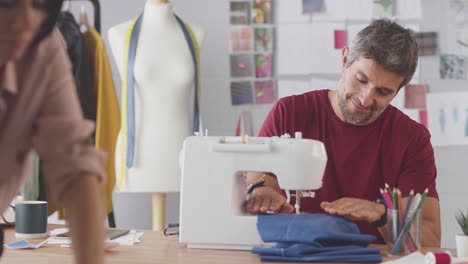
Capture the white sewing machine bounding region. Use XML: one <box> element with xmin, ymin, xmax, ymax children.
<box><xmin>179</xmin><ymin>133</ymin><xmax>327</xmax><ymax>250</ymax></box>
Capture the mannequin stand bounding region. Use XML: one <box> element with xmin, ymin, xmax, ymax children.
<box><xmin>152</xmin><ymin>193</ymin><xmax>166</xmax><ymax>231</ymax></box>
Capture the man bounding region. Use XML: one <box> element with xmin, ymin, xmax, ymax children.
<box><xmin>246</xmin><ymin>19</ymin><xmax>440</xmax><ymax>247</ymax></box>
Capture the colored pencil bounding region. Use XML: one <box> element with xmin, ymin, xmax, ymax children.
<box><xmin>392</xmin><ymin>188</ymin><xmax>428</xmax><ymax>254</ymax></box>
<box><xmin>397</xmin><ymin>189</ymin><xmax>403</xmax><ymax>223</ymax></box>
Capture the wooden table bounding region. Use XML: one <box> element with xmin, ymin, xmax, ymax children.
<box><xmin>1</xmin><ymin>225</ymin><xmax>450</xmax><ymax>264</ymax></box>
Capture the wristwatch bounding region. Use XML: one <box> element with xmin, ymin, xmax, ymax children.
<box><xmin>371</xmin><ymin>198</ymin><xmax>387</xmax><ymax>227</ymax></box>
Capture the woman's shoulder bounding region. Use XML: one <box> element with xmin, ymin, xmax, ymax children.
<box><xmin>27</xmin><ymin>28</ymin><xmax>70</xmax><ymax>72</ymax></box>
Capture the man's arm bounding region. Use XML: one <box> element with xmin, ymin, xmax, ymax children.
<box><xmin>321</xmin><ymin>196</ymin><xmax>441</xmax><ymax>247</ymax></box>
<box><xmin>62</xmin><ymin>175</ymin><xmax>105</xmax><ymax>264</ymax></box>
<box><xmin>245</xmin><ymin>172</ymin><xmax>293</xmax><ymax>213</ymax></box>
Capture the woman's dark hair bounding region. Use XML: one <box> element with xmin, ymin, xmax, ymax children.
<box><xmin>33</xmin><ymin>0</ymin><xmax>64</xmax><ymax>44</ymax></box>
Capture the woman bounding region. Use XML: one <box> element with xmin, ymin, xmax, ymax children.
<box><xmin>0</xmin><ymin>1</ymin><xmax>105</xmax><ymax>263</ymax></box>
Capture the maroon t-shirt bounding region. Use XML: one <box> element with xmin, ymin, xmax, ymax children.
<box><xmin>259</xmin><ymin>89</ymin><xmax>438</xmax><ymax>243</ymax></box>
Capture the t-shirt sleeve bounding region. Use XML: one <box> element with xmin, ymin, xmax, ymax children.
<box><xmin>258</xmin><ymin>99</ymin><xmax>286</xmax><ymax>137</ymax></box>
<box><xmin>31</xmin><ymin>30</ymin><xmax>107</xmax><ymax>204</ymax></box>
<box><xmin>398</xmin><ymin>126</ymin><xmax>438</xmax><ymax>199</ymax></box>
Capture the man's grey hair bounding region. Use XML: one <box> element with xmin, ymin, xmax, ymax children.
<box><xmin>346</xmin><ymin>19</ymin><xmax>418</xmax><ymax>89</ymax></box>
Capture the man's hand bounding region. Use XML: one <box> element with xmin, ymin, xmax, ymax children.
<box><xmin>246</xmin><ymin>186</ymin><xmax>294</xmax><ymax>214</ymax></box>
<box><xmin>320</xmin><ymin>198</ymin><xmax>385</xmax><ymax>223</ymax></box>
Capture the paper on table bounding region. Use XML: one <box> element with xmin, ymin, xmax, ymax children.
<box><xmin>5</xmin><ymin>239</ymin><xmax>48</xmax><ymax>249</ymax></box>
<box><xmin>381</xmin><ymin>251</ymin><xmax>425</xmax><ymax>264</ymax></box>
<box><xmin>110</xmin><ymin>230</ymin><xmax>144</xmax><ymax>246</ymax></box>
<box><xmin>48</xmin><ymin>228</ymin><xmax>143</xmax><ymax>246</ymax></box>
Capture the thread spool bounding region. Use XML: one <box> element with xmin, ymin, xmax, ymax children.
<box><xmin>425</xmin><ymin>251</ymin><xmax>452</xmax><ymax>264</ymax></box>
<box><xmin>220</xmin><ymin>135</ymin><xmax>248</xmax><ymax>144</ymax></box>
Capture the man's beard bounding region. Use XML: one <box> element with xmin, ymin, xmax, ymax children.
<box><xmin>337</xmin><ymin>89</ymin><xmax>384</xmax><ymax>125</ymax></box>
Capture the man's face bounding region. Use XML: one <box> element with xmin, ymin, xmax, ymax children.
<box><xmin>336</xmin><ymin>48</ymin><xmax>404</xmax><ymax>125</ymax></box>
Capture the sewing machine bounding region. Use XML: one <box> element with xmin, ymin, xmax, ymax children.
<box><xmin>179</xmin><ymin>133</ymin><xmax>328</xmax><ymax>250</ymax></box>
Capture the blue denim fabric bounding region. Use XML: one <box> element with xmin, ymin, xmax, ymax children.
<box><xmin>252</xmin><ymin>213</ymin><xmax>382</xmax><ymax>263</ymax></box>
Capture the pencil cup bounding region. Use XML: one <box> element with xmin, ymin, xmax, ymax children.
<box><xmin>386</xmin><ymin>208</ymin><xmax>421</xmax><ymax>256</ymax></box>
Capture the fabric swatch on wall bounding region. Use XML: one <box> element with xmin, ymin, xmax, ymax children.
<box><xmin>230</xmin><ymin>1</ymin><xmax>250</xmax><ymax>25</ymax></box>
<box><xmin>252</xmin><ymin>0</ymin><xmax>272</xmax><ymax>24</ymax></box>
<box><xmin>334</xmin><ymin>29</ymin><xmax>347</xmax><ymax>49</ymax></box>
<box><xmin>405</xmin><ymin>84</ymin><xmax>427</xmax><ymax>109</ymax></box>
<box><xmin>255</xmin><ymin>54</ymin><xmax>273</xmax><ymax>78</ymax></box>
<box><xmin>231</xmin><ymin>81</ymin><xmax>253</xmax><ymax>105</ymax></box>
<box><xmin>254</xmin><ymin>27</ymin><xmax>274</xmax><ymax>52</ymax></box>
<box><xmin>230</xmin><ymin>54</ymin><xmax>254</xmax><ymax>78</ymax></box>
<box><xmin>254</xmin><ymin>80</ymin><xmax>276</xmax><ymax>104</ymax></box>
<box><xmin>415</xmin><ymin>32</ymin><xmax>438</xmax><ymax>56</ymax></box>
<box><xmin>230</xmin><ymin>27</ymin><xmax>253</xmax><ymax>53</ymax></box>
<box><xmin>440</xmin><ymin>54</ymin><xmax>466</xmax><ymax>80</ymax></box>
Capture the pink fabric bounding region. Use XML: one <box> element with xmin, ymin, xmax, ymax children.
<box><xmin>259</xmin><ymin>89</ymin><xmax>438</xmax><ymax>244</ymax></box>
<box><xmin>0</xmin><ymin>29</ymin><xmax>106</xmax><ymax>213</ymax></box>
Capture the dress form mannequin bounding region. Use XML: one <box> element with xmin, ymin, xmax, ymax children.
<box><xmin>108</xmin><ymin>0</ymin><xmax>205</xmax><ymax>230</ymax></box>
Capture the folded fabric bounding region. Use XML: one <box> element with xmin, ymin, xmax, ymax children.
<box><xmin>252</xmin><ymin>213</ymin><xmax>382</xmax><ymax>263</ymax></box>
<box><xmin>256</xmin><ymin>213</ymin><xmax>376</xmax><ymax>246</ymax></box>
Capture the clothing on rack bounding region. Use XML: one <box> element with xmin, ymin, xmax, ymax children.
<box><xmin>22</xmin><ymin>8</ymin><xmax>117</xmax><ymax>221</ymax></box>
<box><xmin>57</xmin><ymin>11</ymin><xmax>95</xmax><ymax>122</ymax></box>
<box><xmin>83</xmin><ymin>26</ymin><xmax>120</xmax><ymax>215</ymax></box>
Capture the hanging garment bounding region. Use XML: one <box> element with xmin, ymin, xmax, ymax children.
<box><xmin>117</xmin><ymin>14</ymin><xmax>200</xmax><ymax>191</ymax></box>
<box><xmin>57</xmin><ymin>11</ymin><xmax>96</xmax><ymax>122</ymax></box>
<box><xmin>252</xmin><ymin>213</ymin><xmax>382</xmax><ymax>263</ymax></box>
<box><xmin>83</xmin><ymin>26</ymin><xmax>120</xmax><ymax>215</ymax></box>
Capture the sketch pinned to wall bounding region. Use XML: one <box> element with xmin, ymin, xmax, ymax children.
<box><xmin>231</xmin><ymin>81</ymin><xmax>253</xmax><ymax>105</ymax></box>
<box><xmin>404</xmin><ymin>84</ymin><xmax>426</xmax><ymax>109</ymax></box>
<box><xmin>334</xmin><ymin>29</ymin><xmax>347</xmax><ymax>49</ymax></box>
<box><xmin>391</xmin><ymin>87</ymin><xmax>421</xmax><ymax>123</ymax></box>
<box><xmin>254</xmin><ymin>80</ymin><xmax>276</xmax><ymax>104</ymax></box>
<box><xmin>373</xmin><ymin>0</ymin><xmax>394</xmax><ymax>17</ymax></box>
<box><xmin>427</xmin><ymin>92</ymin><xmax>468</xmax><ymax>146</ymax></box>
<box><xmin>415</xmin><ymin>32</ymin><xmax>438</xmax><ymax>56</ymax></box>
<box><xmin>230</xmin><ymin>54</ymin><xmax>254</xmax><ymax>78</ymax></box>
<box><xmin>230</xmin><ymin>2</ymin><xmax>250</xmax><ymax>25</ymax></box>
<box><xmin>255</xmin><ymin>54</ymin><xmax>273</xmax><ymax>78</ymax></box>
<box><xmin>456</xmin><ymin>30</ymin><xmax>468</xmax><ymax>54</ymax></box>
<box><xmin>449</xmin><ymin>0</ymin><xmax>468</xmax><ymax>28</ymax></box>
<box><xmin>440</xmin><ymin>54</ymin><xmax>466</xmax><ymax>80</ymax></box>
<box><xmin>229</xmin><ymin>27</ymin><xmax>253</xmax><ymax>53</ymax></box>
<box><xmin>302</xmin><ymin>0</ymin><xmax>324</xmax><ymax>13</ymax></box>
<box><xmin>254</xmin><ymin>28</ymin><xmax>273</xmax><ymax>52</ymax></box>
<box><xmin>252</xmin><ymin>0</ymin><xmax>272</xmax><ymax>24</ymax></box>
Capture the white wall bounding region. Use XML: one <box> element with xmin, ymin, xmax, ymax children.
<box><xmin>65</xmin><ymin>0</ymin><xmax>467</xmax><ymax>248</ymax></box>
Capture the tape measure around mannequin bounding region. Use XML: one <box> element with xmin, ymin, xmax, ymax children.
<box><xmin>117</xmin><ymin>14</ymin><xmax>200</xmax><ymax>191</ymax></box>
